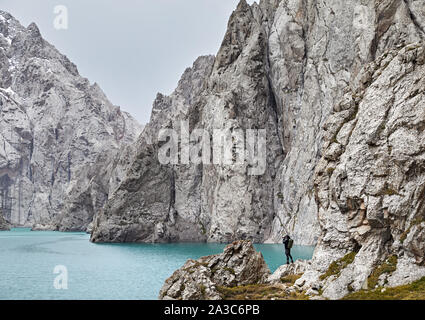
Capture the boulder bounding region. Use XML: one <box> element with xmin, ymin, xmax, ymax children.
<box><xmin>267</xmin><ymin>259</ymin><xmax>311</xmax><ymax>284</ymax></box>
<box><xmin>0</xmin><ymin>10</ymin><xmax>142</xmax><ymax>230</ymax></box>
<box><xmin>159</xmin><ymin>240</ymin><xmax>271</xmax><ymax>300</ymax></box>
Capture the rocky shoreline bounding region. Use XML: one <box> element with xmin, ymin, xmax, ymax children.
<box><xmin>160</xmin><ymin>239</ymin><xmax>425</xmax><ymax>300</ymax></box>
<box><xmin>0</xmin><ymin>10</ymin><xmax>142</xmax><ymax>232</ymax></box>
<box><xmin>159</xmin><ymin>240</ymin><xmax>271</xmax><ymax>300</ymax></box>
<box><xmin>158</xmin><ymin>241</ymin><xmax>320</xmax><ymax>300</ymax></box>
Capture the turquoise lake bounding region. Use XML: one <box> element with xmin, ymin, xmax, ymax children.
<box><xmin>0</xmin><ymin>228</ymin><xmax>315</xmax><ymax>300</ymax></box>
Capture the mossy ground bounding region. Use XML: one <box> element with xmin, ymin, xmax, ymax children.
<box><xmin>217</xmin><ymin>273</ymin><xmax>306</xmax><ymax>300</ymax></box>
<box><xmin>217</xmin><ymin>284</ymin><xmax>309</xmax><ymax>300</ymax></box>
<box><xmin>367</xmin><ymin>255</ymin><xmax>398</xmax><ymax>289</ymax></box>
<box><xmin>218</xmin><ymin>276</ymin><xmax>425</xmax><ymax>300</ymax></box>
<box><xmin>217</xmin><ymin>275</ymin><xmax>425</xmax><ymax>300</ymax></box>
<box><xmin>343</xmin><ymin>276</ymin><xmax>425</xmax><ymax>300</ymax></box>
<box><xmin>216</xmin><ymin>253</ymin><xmax>424</xmax><ymax>301</ymax></box>
<box><xmin>319</xmin><ymin>251</ymin><xmax>357</xmax><ymax>281</ymax></box>
<box><xmin>280</xmin><ymin>274</ymin><xmax>302</xmax><ymax>285</ymax></box>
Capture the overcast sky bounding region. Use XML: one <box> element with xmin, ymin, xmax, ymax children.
<box><xmin>0</xmin><ymin>0</ymin><xmax>255</xmax><ymax>124</ymax></box>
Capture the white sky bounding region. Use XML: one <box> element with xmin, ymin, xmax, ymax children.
<box><xmin>0</xmin><ymin>0</ymin><xmax>256</xmax><ymax>124</ymax></box>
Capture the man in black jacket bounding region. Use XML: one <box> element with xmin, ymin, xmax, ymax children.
<box><xmin>282</xmin><ymin>235</ymin><xmax>294</xmax><ymax>264</ymax></box>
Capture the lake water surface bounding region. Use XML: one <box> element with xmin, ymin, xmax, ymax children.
<box><xmin>0</xmin><ymin>228</ymin><xmax>314</xmax><ymax>300</ymax></box>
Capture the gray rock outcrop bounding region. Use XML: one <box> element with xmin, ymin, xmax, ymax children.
<box><xmin>267</xmin><ymin>259</ymin><xmax>310</xmax><ymax>284</ymax></box>
<box><xmin>0</xmin><ymin>11</ymin><xmax>142</xmax><ymax>230</ymax></box>
<box><xmin>0</xmin><ymin>209</ymin><xmax>10</xmax><ymax>230</ymax></box>
<box><xmin>92</xmin><ymin>0</ymin><xmax>425</xmax><ymax>246</ymax></box>
<box><xmin>55</xmin><ymin>138</ymin><xmax>143</xmax><ymax>232</ymax></box>
<box><xmin>91</xmin><ymin>55</ymin><xmax>215</xmax><ymax>242</ymax></box>
<box><xmin>300</xmin><ymin>41</ymin><xmax>425</xmax><ymax>299</ymax></box>
<box><xmin>159</xmin><ymin>240</ymin><xmax>271</xmax><ymax>300</ymax></box>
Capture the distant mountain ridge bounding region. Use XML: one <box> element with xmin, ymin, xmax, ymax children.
<box><xmin>0</xmin><ymin>10</ymin><xmax>143</xmax><ymax>230</ymax></box>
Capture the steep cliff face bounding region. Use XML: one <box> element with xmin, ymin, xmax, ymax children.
<box><xmin>91</xmin><ymin>56</ymin><xmax>215</xmax><ymax>242</ymax></box>
<box><xmin>55</xmin><ymin>140</ymin><xmax>142</xmax><ymax>232</ymax></box>
<box><xmin>264</xmin><ymin>0</ymin><xmax>425</xmax><ymax>245</ymax></box>
<box><xmin>91</xmin><ymin>0</ymin><xmax>425</xmax><ymax>245</ymax></box>
<box><xmin>0</xmin><ymin>11</ymin><xmax>142</xmax><ymax>230</ymax></box>
<box><xmin>92</xmin><ymin>0</ymin><xmax>286</xmax><ymax>243</ymax></box>
<box><xmin>92</xmin><ymin>1</ymin><xmax>291</xmax><ymax>244</ymax></box>
<box><xmin>92</xmin><ymin>0</ymin><xmax>424</xmax><ymax>246</ymax></box>
<box><xmin>299</xmin><ymin>42</ymin><xmax>425</xmax><ymax>299</ymax></box>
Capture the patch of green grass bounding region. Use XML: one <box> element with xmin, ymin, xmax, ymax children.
<box><xmin>367</xmin><ymin>255</ymin><xmax>398</xmax><ymax>289</ymax></box>
<box><xmin>184</xmin><ymin>260</ymin><xmax>209</xmax><ymax>274</ymax></box>
<box><xmin>327</xmin><ymin>167</ymin><xmax>336</xmax><ymax>175</ymax></box>
<box><xmin>217</xmin><ymin>284</ymin><xmax>279</xmax><ymax>300</ymax></box>
<box><xmin>217</xmin><ymin>284</ymin><xmax>309</xmax><ymax>300</ymax></box>
<box><xmin>223</xmin><ymin>267</ymin><xmax>236</xmax><ymax>275</ymax></box>
<box><xmin>280</xmin><ymin>274</ymin><xmax>302</xmax><ymax>285</ymax></box>
<box><xmin>319</xmin><ymin>251</ymin><xmax>357</xmax><ymax>281</ymax></box>
<box><xmin>211</xmin><ymin>266</ymin><xmax>218</xmax><ymax>276</ymax></box>
<box><xmin>343</xmin><ymin>276</ymin><xmax>425</xmax><ymax>300</ymax></box>
<box><xmin>200</xmin><ymin>284</ymin><xmax>206</xmax><ymax>297</ymax></box>
<box><xmin>379</xmin><ymin>187</ymin><xmax>400</xmax><ymax>196</ymax></box>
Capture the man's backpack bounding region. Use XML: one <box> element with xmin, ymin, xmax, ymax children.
<box><xmin>288</xmin><ymin>238</ymin><xmax>294</xmax><ymax>249</ymax></box>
